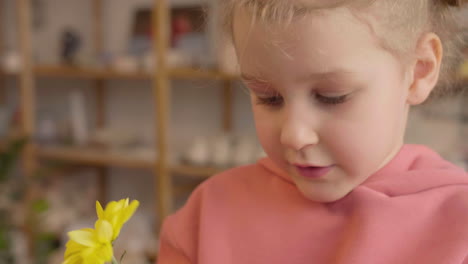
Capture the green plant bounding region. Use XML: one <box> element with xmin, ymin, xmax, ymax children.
<box><xmin>0</xmin><ymin>137</ymin><xmax>27</xmax><ymax>263</ymax></box>
<box><xmin>0</xmin><ymin>137</ymin><xmax>27</xmax><ymax>181</ymax></box>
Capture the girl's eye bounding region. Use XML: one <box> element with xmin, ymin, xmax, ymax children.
<box><xmin>315</xmin><ymin>94</ymin><xmax>349</xmax><ymax>105</ymax></box>
<box><xmin>256</xmin><ymin>94</ymin><xmax>284</xmax><ymax>107</ymax></box>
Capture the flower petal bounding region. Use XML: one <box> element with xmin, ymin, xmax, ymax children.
<box><xmin>64</xmin><ymin>240</ymin><xmax>86</xmax><ymax>258</ymax></box>
<box><xmin>63</xmin><ymin>253</ymin><xmax>81</xmax><ymax>264</ymax></box>
<box><xmin>104</xmin><ymin>201</ymin><xmax>121</xmax><ymax>218</ymax></box>
<box><xmin>95</xmin><ymin>219</ymin><xmax>113</xmax><ymax>243</ymax></box>
<box><xmin>96</xmin><ymin>242</ymin><xmax>114</xmax><ymax>262</ymax></box>
<box><xmin>111</xmin><ymin>200</ymin><xmax>139</xmax><ymax>240</ymax></box>
<box><xmin>96</xmin><ymin>201</ymin><xmax>104</xmax><ymax>220</ymax></box>
<box><xmin>68</xmin><ymin>229</ymin><xmax>97</xmax><ymax>247</ymax></box>
<box><xmin>121</xmin><ymin>200</ymin><xmax>140</xmax><ymax>226</ymax></box>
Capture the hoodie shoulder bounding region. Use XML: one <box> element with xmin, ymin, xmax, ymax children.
<box><xmin>363</xmin><ymin>145</ymin><xmax>468</xmax><ymax>197</ymax></box>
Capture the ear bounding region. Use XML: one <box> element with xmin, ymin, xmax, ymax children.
<box><xmin>407</xmin><ymin>33</ymin><xmax>443</xmax><ymax>105</ymax></box>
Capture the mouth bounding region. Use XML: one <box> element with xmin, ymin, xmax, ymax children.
<box><xmin>293</xmin><ymin>164</ymin><xmax>334</xmax><ymax>179</ymax></box>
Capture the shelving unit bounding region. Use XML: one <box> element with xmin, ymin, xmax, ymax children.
<box><xmin>34</xmin><ymin>64</ymin><xmax>237</xmax><ymax>80</ymax></box>
<box><xmin>36</xmin><ymin>145</ymin><xmax>156</xmax><ymax>169</ymax></box>
<box><xmin>35</xmin><ymin>145</ymin><xmax>221</xmax><ymax>178</ymax></box>
<box><xmin>4</xmin><ymin>0</ymin><xmax>237</xmax><ymax>257</ymax></box>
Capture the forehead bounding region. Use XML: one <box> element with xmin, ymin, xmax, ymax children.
<box><xmin>233</xmin><ymin>0</ymin><xmax>368</xmax><ymax>23</ymax></box>
<box><xmin>232</xmin><ymin>7</ymin><xmax>385</xmax><ymax>83</ymax></box>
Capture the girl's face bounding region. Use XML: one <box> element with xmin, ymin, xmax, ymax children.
<box><xmin>233</xmin><ymin>8</ymin><xmax>413</xmax><ymax>202</ymax></box>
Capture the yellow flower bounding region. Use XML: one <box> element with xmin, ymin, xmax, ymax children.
<box><xmin>460</xmin><ymin>60</ymin><xmax>468</xmax><ymax>78</ymax></box>
<box><xmin>63</xmin><ymin>220</ymin><xmax>114</xmax><ymax>264</ymax></box>
<box><xmin>96</xmin><ymin>198</ymin><xmax>139</xmax><ymax>241</ymax></box>
<box><xmin>62</xmin><ymin>198</ymin><xmax>139</xmax><ymax>264</ymax></box>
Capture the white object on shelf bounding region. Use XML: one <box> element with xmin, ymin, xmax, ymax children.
<box><xmin>185</xmin><ymin>136</ymin><xmax>210</xmax><ymax>166</ymax></box>
<box><xmin>130</xmin><ymin>146</ymin><xmax>158</xmax><ymax>161</ymax></box>
<box><xmin>217</xmin><ymin>36</ymin><xmax>239</xmax><ymax>75</ymax></box>
<box><xmin>2</xmin><ymin>51</ymin><xmax>22</xmax><ymax>73</ymax></box>
<box><xmin>69</xmin><ymin>90</ymin><xmax>89</xmax><ymax>146</ymax></box>
<box><xmin>142</xmin><ymin>52</ymin><xmax>156</xmax><ymax>73</ymax></box>
<box><xmin>182</xmin><ymin>134</ymin><xmax>263</xmax><ymax>167</ymax></box>
<box><xmin>211</xmin><ymin>134</ymin><xmax>231</xmax><ymax>167</ymax></box>
<box><xmin>112</xmin><ymin>55</ymin><xmax>139</xmax><ymax>73</ymax></box>
<box><xmin>143</xmin><ymin>50</ymin><xmax>194</xmax><ymax>72</ymax></box>
<box><xmin>168</xmin><ymin>49</ymin><xmax>192</xmax><ymax>68</ymax></box>
<box><xmin>37</xmin><ymin>118</ymin><xmax>58</xmax><ymax>144</ymax></box>
<box><xmin>91</xmin><ymin>128</ymin><xmax>141</xmax><ymax>150</ymax></box>
<box><xmin>232</xmin><ymin>136</ymin><xmax>257</xmax><ymax>166</ymax></box>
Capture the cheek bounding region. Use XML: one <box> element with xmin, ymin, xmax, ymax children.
<box><xmin>323</xmin><ymin>91</ymin><xmax>406</xmax><ymax>174</ymax></box>
<box><xmin>252</xmin><ymin>106</ymin><xmax>282</xmax><ymax>155</ymax></box>
<box><xmin>323</xmin><ymin>121</ymin><xmax>371</xmax><ymax>172</ymax></box>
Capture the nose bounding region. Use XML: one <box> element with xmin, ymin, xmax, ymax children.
<box><xmin>280</xmin><ymin>110</ymin><xmax>319</xmax><ymax>151</ymax></box>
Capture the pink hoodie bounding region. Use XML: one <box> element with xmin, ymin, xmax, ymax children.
<box><xmin>158</xmin><ymin>145</ymin><xmax>468</xmax><ymax>263</ymax></box>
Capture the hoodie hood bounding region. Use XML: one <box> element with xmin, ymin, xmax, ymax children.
<box><xmin>258</xmin><ymin>144</ymin><xmax>467</xmax><ymax>198</ymax></box>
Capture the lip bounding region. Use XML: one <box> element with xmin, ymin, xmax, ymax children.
<box><xmin>294</xmin><ymin>165</ymin><xmax>333</xmax><ymax>179</ymax></box>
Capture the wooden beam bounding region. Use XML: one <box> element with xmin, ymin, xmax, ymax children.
<box><xmin>0</xmin><ymin>0</ymin><xmax>5</xmax><ymax>105</ymax></box>
<box><xmin>34</xmin><ymin>65</ymin><xmax>151</xmax><ymax>79</ymax></box>
<box><xmin>95</xmin><ymin>80</ymin><xmax>108</xmax><ymax>204</ymax></box>
<box><xmin>93</xmin><ymin>0</ymin><xmax>108</xmax><ymax>205</ymax></box>
<box><xmin>16</xmin><ymin>0</ymin><xmax>36</xmax><ymax>259</ymax></box>
<box><xmin>17</xmin><ymin>0</ymin><xmax>36</xmax><ymax>171</ymax></box>
<box><xmin>92</xmin><ymin>0</ymin><xmax>103</xmax><ymax>54</ymax></box>
<box><xmin>34</xmin><ymin>65</ymin><xmax>236</xmax><ymax>80</ymax></box>
<box><xmin>153</xmin><ymin>0</ymin><xmax>173</xmax><ymax>230</ymax></box>
<box><xmin>37</xmin><ymin>145</ymin><xmax>155</xmax><ymax>169</ymax></box>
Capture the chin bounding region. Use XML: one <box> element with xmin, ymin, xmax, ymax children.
<box><xmin>298</xmin><ymin>187</ymin><xmax>350</xmax><ymax>203</ymax></box>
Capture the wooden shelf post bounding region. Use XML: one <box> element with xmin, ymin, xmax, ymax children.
<box><xmin>17</xmin><ymin>0</ymin><xmax>37</xmax><ymax>259</ymax></box>
<box><xmin>93</xmin><ymin>0</ymin><xmax>108</xmax><ymax>205</ymax></box>
<box><xmin>153</xmin><ymin>0</ymin><xmax>173</xmax><ymax>229</ymax></box>
<box><xmin>0</xmin><ymin>0</ymin><xmax>6</xmax><ymax>105</ymax></box>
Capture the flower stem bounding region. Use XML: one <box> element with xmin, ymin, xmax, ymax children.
<box><xmin>112</xmin><ymin>256</ymin><xmax>119</xmax><ymax>264</ymax></box>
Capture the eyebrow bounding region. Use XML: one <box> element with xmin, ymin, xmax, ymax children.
<box><xmin>309</xmin><ymin>70</ymin><xmax>353</xmax><ymax>79</ymax></box>
<box><xmin>240</xmin><ymin>69</ymin><xmax>354</xmax><ymax>83</ymax></box>
<box><xmin>240</xmin><ymin>73</ymin><xmax>268</xmax><ymax>83</ymax></box>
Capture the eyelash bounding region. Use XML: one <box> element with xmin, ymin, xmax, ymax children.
<box><xmin>256</xmin><ymin>94</ymin><xmax>283</xmax><ymax>106</ymax></box>
<box><xmin>315</xmin><ymin>94</ymin><xmax>349</xmax><ymax>105</ymax></box>
<box><xmin>256</xmin><ymin>93</ymin><xmax>349</xmax><ymax>107</ymax></box>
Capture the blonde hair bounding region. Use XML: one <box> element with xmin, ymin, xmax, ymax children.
<box><xmin>221</xmin><ymin>0</ymin><xmax>467</xmax><ymax>99</ymax></box>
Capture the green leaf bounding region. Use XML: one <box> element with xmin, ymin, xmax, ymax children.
<box><xmin>31</xmin><ymin>199</ymin><xmax>49</xmax><ymax>213</ymax></box>
<box><xmin>120</xmin><ymin>251</ymin><xmax>127</xmax><ymax>263</ymax></box>
<box><xmin>0</xmin><ymin>137</ymin><xmax>27</xmax><ymax>182</ymax></box>
<box><xmin>0</xmin><ymin>229</ymin><xmax>10</xmax><ymax>250</ymax></box>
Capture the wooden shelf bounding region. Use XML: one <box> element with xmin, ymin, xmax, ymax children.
<box><xmin>35</xmin><ymin>145</ymin><xmax>222</xmax><ymax>178</ymax></box>
<box><xmin>34</xmin><ymin>65</ymin><xmax>152</xmax><ymax>80</ymax></box>
<box><xmin>0</xmin><ymin>134</ymin><xmax>25</xmax><ymax>151</ymax></box>
<box><xmin>36</xmin><ymin>145</ymin><xmax>155</xmax><ymax>169</ymax></box>
<box><xmin>170</xmin><ymin>67</ymin><xmax>237</xmax><ymax>80</ymax></box>
<box><xmin>7</xmin><ymin>0</ymin><xmax>236</xmax><ymax>242</ymax></box>
<box><xmin>171</xmin><ymin>164</ymin><xmax>222</xmax><ymax>178</ymax></box>
<box><xmin>0</xmin><ymin>69</ymin><xmax>18</xmax><ymax>77</ymax></box>
<box><xmin>33</xmin><ymin>65</ymin><xmax>237</xmax><ymax>81</ymax></box>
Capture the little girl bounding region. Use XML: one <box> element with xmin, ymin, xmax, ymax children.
<box><xmin>158</xmin><ymin>0</ymin><xmax>468</xmax><ymax>263</ymax></box>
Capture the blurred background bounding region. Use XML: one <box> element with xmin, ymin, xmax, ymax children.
<box><xmin>0</xmin><ymin>0</ymin><xmax>467</xmax><ymax>263</ymax></box>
